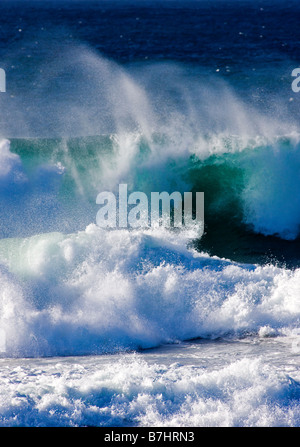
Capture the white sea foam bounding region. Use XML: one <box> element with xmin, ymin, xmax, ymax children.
<box><xmin>0</xmin><ymin>353</ymin><xmax>299</xmax><ymax>427</ymax></box>
<box><xmin>0</xmin><ymin>223</ymin><xmax>299</xmax><ymax>357</ymax></box>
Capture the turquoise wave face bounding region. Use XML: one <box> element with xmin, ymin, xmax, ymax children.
<box><xmin>1</xmin><ymin>132</ymin><xmax>300</xmax><ymax>266</ymax></box>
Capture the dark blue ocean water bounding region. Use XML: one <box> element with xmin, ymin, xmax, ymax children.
<box><xmin>0</xmin><ymin>0</ymin><xmax>299</xmax><ymax>64</ymax></box>
<box><xmin>0</xmin><ymin>0</ymin><xmax>300</xmax><ymax>92</ymax></box>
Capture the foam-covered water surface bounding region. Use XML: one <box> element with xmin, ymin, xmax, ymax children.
<box><xmin>0</xmin><ymin>337</ymin><xmax>299</xmax><ymax>427</ymax></box>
